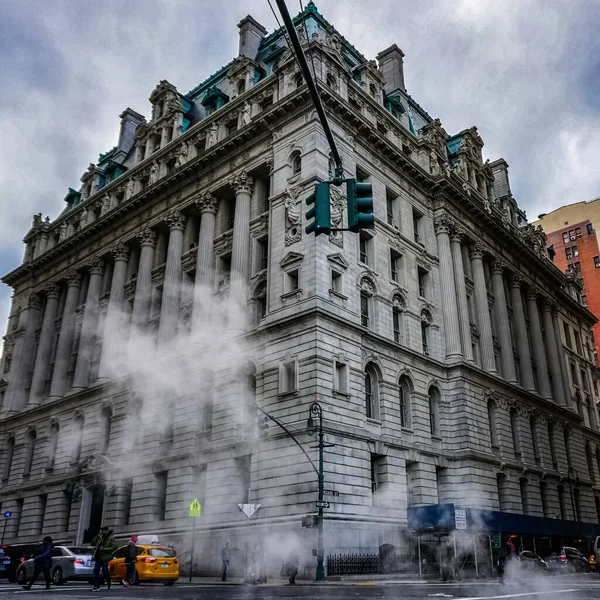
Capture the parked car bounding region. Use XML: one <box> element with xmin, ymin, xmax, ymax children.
<box><xmin>546</xmin><ymin>547</ymin><xmax>590</xmax><ymax>573</ymax></box>
<box><xmin>518</xmin><ymin>551</ymin><xmax>549</xmax><ymax>572</ymax></box>
<box><xmin>15</xmin><ymin>546</ymin><xmax>94</xmax><ymax>585</ymax></box>
<box><xmin>0</xmin><ymin>544</ymin><xmax>39</xmax><ymax>583</ymax></box>
<box><xmin>109</xmin><ymin>544</ymin><xmax>179</xmax><ymax>586</ymax></box>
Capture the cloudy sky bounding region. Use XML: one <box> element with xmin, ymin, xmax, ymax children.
<box><xmin>1</xmin><ymin>0</ymin><xmax>599</xmax><ymax>343</ymax></box>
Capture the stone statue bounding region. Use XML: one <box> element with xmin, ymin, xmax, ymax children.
<box><xmin>207</xmin><ymin>123</ymin><xmax>219</xmax><ymax>148</ymax></box>
<box><xmin>429</xmin><ymin>150</ymin><xmax>440</xmax><ymax>176</ymax></box>
<box><xmin>149</xmin><ymin>161</ymin><xmax>159</xmax><ymax>185</ymax></box>
<box><xmin>59</xmin><ymin>222</ymin><xmax>68</xmax><ymax>242</ymax></box>
<box><xmin>125</xmin><ymin>178</ymin><xmax>135</xmax><ymax>199</ymax></box>
<box><xmin>32</xmin><ymin>213</ymin><xmax>42</xmax><ymax>228</ymax></box>
<box><xmin>175</xmin><ymin>142</ymin><xmax>188</xmax><ymax>168</ymax></box>
<box><xmin>241</xmin><ymin>102</ymin><xmax>251</xmax><ymax>127</ymax></box>
<box><xmin>284</xmin><ymin>189</ymin><xmax>302</xmax><ymax>246</ymax></box>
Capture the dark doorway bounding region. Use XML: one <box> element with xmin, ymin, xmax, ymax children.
<box><xmin>83</xmin><ymin>485</ymin><xmax>105</xmax><ymax>543</ymax></box>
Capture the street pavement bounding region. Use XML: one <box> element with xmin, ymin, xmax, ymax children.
<box><xmin>0</xmin><ymin>574</ymin><xmax>598</xmax><ymax>599</ymax></box>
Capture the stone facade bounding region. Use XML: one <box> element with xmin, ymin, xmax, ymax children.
<box><xmin>1</xmin><ymin>3</ymin><xmax>600</xmax><ymax>578</ymax></box>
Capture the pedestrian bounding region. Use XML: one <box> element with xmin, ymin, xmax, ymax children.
<box><xmin>91</xmin><ymin>526</ymin><xmax>117</xmax><ymax>592</ymax></box>
<box><xmin>257</xmin><ymin>543</ymin><xmax>267</xmax><ymax>583</ymax></box>
<box><xmin>286</xmin><ymin>551</ymin><xmax>299</xmax><ymax>585</ymax></box>
<box><xmin>221</xmin><ymin>542</ymin><xmax>230</xmax><ymax>581</ymax></box>
<box><xmin>23</xmin><ymin>536</ymin><xmax>53</xmax><ymax>590</ymax></box>
<box><xmin>122</xmin><ymin>535</ymin><xmax>138</xmax><ymax>587</ymax></box>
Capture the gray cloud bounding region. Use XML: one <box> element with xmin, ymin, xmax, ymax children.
<box><xmin>1</xmin><ymin>0</ymin><xmax>599</xmax><ymax>346</ymax></box>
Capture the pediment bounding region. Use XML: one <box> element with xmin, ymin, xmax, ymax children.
<box><xmin>327</xmin><ymin>252</ymin><xmax>349</xmax><ymax>270</ymax></box>
<box><xmin>279</xmin><ymin>251</ymin><xmax>304</xmax><ymax>268</ymax></box>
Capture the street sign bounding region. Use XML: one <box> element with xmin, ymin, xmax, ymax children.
<box><xmin>315</xmin><ymin>501</ymin><xmax>330</xmax><ymax>509</ymax></box>
<box><xmin>189</xmin><ymin>499</ymin><xmax>202</xmax><ymax>517</ymax></box>
<box><xmin>238</xmin><ymin>503</ymin><xmax>261</xmax><ymax>519</ymax></box>
<box><xmin>323</xmin><ymin>490</ymin><xmax>339</xmax><ymax>497</ymax></box>
<box><xmin>3</xmin><ymin>511</ymin><xmax>11</xmax><ymax>518</ymax></box>
<box><xmin>491</xmin><ymin>532</ymin><xmax>502</xmax><ymax>549</ymax></box>
<box><xmin>454</xmin><ymin>508</ymin><xmax>467</xmax><ymax>530</ymax></box>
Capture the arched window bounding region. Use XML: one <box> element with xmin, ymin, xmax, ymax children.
<box><xmin>510</xmin><ymin>408</ymin><xmax>521</xmax><ymax>459</ymax></box>
<box><xmin>398</xmin><ymin>376</ymin><xmax>412</xmax><ymax>428</ymax></box>
<box><xmin>586</xmin><ymin>442</ymin><xmax>596</xmax><ymax>482</ymax></box>
<box><xmin>23</xmin><ymin>429</ymin><xmax>37</xmax><ymax>477</ymax></box>
<box><xmin>326</xmin><ymin>73</ymin><xmax>336</xmax><ymax>89</ymax></box>
<box><xmin>3</xmin><ymin>436</ymin><xmax>15</xmax><ymax>480</ymax></box>
<box><xmin>428</xmin><ymin>387</ymin><xmax>441</xmax><ymax>437</ymax></box>
<box><xmin>369</xmin><ymin>83</ymin><xmax>377</xmax><ymax>98</ymax></box>
<box><xmin>72</xmin><ymin>414</ymin><xmax>84</xmax><ymax>464</ymax></box>
<box><xmin>291</xmin><ymin>151</ymin><xmax>302</xmax><ymax>176</ymax></box>
<box><xmin>548</xmin><ymin>422</ymin><xmax>557</xmax><ymax>469</ymax></box>
<box><xmin>99</xmin><ymin>406</ymin><xmax>112</xmax><ymax>454</ymax></box>
<box><xmin>530</xmin><ymin>415</ymin><xmax>540</xmax><ymax>464</ymax></box>
<box><xmin>47</xmin><ymin>422</ymin><xmax>59</xmax><ymax>471</ymax></box>
<box><xmin>364</xmin><ymin>364</ymin><xmax>380</xmax><ymax>420</ymax></box>
<box><xmin>237</xmin><ymin>79</ymin><xmax>246</xmax><ymax>95</ymax></box>
<box><xmin>488</xmin><ymin>400</ymin><xmax>498</xmax><ymax>449</ymax></box>
<box><xmin>293</xmin><ymin>72</ymin><xmax>304</xmax><ymax>89</ymax></box>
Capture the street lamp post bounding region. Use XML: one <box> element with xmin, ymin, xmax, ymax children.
<box><xmin>307</xmin><ymin>400</ymin><xmax>326</xmax><ymax>581</ymax></box>
<box><xmin>567</xmin><ymin>467</ymin><xmax>579</xmax><ymax>521</ymax></box>
<box><xmin>1</xmin><ymin>511</ymin><xmax>12</xmax><ymax>545</ymax></box>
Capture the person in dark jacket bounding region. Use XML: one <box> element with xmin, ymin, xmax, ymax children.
<box><xmin>286</xmin><ymin>551</ymin><xmax>299</xmax><ymax>585</ymax></box>
<box><xmin>23</xmin><ymin>536</ymin><xmax>53</xmax><ymax>590</ymax></box>
<box><xmin>91</xmin><ymin>526</ymin><xmax>117</xmax><ymax>591</ymax></box>
<box><xmin>122</xmin><ymin>536</ymin><xmax>138</xmax><ymax>587</ymax></box>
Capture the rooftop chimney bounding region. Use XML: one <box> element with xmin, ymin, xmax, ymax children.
<box><xmin>118</xmin><ymin>108</ymin><xmax>145</xmax><ymax>154</ymax></box>
<box><xmin>238</xmin><ymin>15</ymin><xmax>268</xmax><ymax>59</ymax></box>
<box><xmin>376</xmin><ymin>44</ymin><xmax>406</xmax><ymax>94</ymax></box>
<box><xmin>489</xmin><ymin>159</ymin><xmax>511</xmax><ymax>199</ymax></box>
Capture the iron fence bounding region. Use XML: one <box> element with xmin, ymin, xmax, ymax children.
<box><xmin>327</xmin><ymin>553</ymin><xmax>380</xmax><ymax>575</ymax></box>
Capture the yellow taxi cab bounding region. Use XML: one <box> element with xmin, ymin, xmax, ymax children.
<box><xmin>109</xmin><ymin>544</ymin><xmax>179</xmax><ymax>586</ymax></box>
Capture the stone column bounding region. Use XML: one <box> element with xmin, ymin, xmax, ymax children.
<box><xmin>49</xmin><ymin>272</ymin><xmax>82</xmax><ymax>399</ymax></box>
<box><xmin>144</xmin><ymin>137</ymin><xmax>152</xmax><ymax>160</ymax></box>
<box><xmin>34</xmin><ymin>231</ymin><xmax>49</xmax><ymax>258</ymax></box>
<box><xmin>28</xmin><ymin>284</ymin><xmax>60</xmax><ymax>407</ymax></box>
<box><xmin>228</xmin><ymin>172</ymin><xmax>253</xmax><ymax>333</ymax></box>
<box><xmin>98</xmin><ymin>243</ymin><xmax>129</xmax><ymax>379</ymax></box>
<box><xmin>450</xmin><ymin>228</ymin><xmax>473</xmax><ymax>361</ymax></box>
<box><xmin>542</xmin><ymin>300</ymin><xmax>566</xmax><ymax>406</ymax></box>
<box><xmin>72</xmin><ymin>258</ymin><xmax>104</xmax><ymax>390</ymax></box>
<box><xmin>470</xmin><ymin>243</ymin><xmax>496</xmax><ymax>373</ymax></box>
<box><xmin>4</xmin><ymin>293</ymin><xmax>42</xmax><ymax>413</ymax></box>
<box><xmin>552</xmin><ymin>309</ymin><xmax>572</xmax><ymax>408</ymax></box>
<box><xmin>192</xmin><ymin>192</ymin><xmax>218</xmax><ymax>333</ymax></box>
<box><xmin>491</xmin><ymin>260</ymin><xmax>517</xmax><ymax>382</ymax></box>
<box><xmin>527</xmin><ymin>289</ymin><xmax>551</xmax><ymax>399</ymax></box>
<box><xmin>434</xmin><ymin>215</ymin><xmax>461</xmax><ymax>358</ymax></box>
<box><xmin>130</xmin><ymin>227</ymin><xmax>157</xmax><ymax>333</ymax></box>
<box><xmin>510</xmin><ymin>276</ymin><xmax>535</xmax><ymax>391</ymax></box>
<box><xmin>157</xmin><ymin>211</ymin><xmax>186</xmax><ymax>343</ymax></box>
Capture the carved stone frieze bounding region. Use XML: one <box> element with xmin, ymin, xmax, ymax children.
<box><xmin>328</xmin><ymin>184</ymin><xmax>345</xmax><ymax>248</ymax></box>
<box><xmin>283</xmin><ymin>187</ymin><xmax>302</xmax><ymax>247</ymax></box>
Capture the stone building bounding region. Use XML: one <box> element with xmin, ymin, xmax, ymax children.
<box><xmin>1</xmin><ymin>2</ymin><xmax>600</xmax><ymax>576</ymax></box>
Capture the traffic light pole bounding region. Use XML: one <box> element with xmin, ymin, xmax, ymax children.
<box><xmin>309</xmin><ymin>401</ymin><xmax>326</xmax><ymax>581</ymax></box>
<box><xmin>274</xmin><ymin>0</ymin><xmax>344</xmax><ymax>180</ymax></box>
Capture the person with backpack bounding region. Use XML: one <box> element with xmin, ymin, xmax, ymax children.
<box><xmin>91</xmin><ymin>526</ymin><xmax>117</xmax><ymax>591</ymax></box>
<box><xmin>23</xmin><ymin>536</ymin><xmax>53</xmax><ymax>590</ymax></box>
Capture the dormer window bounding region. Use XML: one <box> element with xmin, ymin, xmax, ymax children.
<box><xmin>369</xmin><ymin>84</ymin><xmax>377</xmax><ymax>98</ymax></box>
<box><xmin>201</xmin><ymin>86</ymin><xmax>230</xmax><ymax>115</ymax></box>
<box><xmin>237</xmin><ymin>80</ymin><xmax>246</xmax><ymax>95</ymax></box>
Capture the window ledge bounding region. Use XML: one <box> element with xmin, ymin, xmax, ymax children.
<box><xmin>278</xmin><ymin>390</ymin><xmax>299</xmax><ymax>400</ymax></box>
<box><xmin>281</xmin><ymin>289</ymin><xmax>302</xmax><ymax>302</ymax></box>
<box><xmin>329</xmin><ymin>289</ymin><xmax>348</xmax><ymax>301</ymax></box>
<box><xmin>401</xmin><ymin>427</ymin><xmax>414</xmax><ymax>434</ymax></box>
<box><xmin>366</xmin><ymin>417</ymin><xmax>381</xmax><ymax>425</ymax></box>
<box><xmin>431</xmin><ymin>435</ymin><xmax>442</xmax><ymax>442</ymax></box>
<box><xmin>332</xmin><ymin>389</ymin><xmax>351</xmax><ymax>399</ymax></box>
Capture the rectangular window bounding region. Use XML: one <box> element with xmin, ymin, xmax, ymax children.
<box><xmin>218</xmin><ymin>254</ymin><xmax>231</xmax><ymax>288</ymax></box>
<box><xmin>575</xmin><ymin>331</ymin><xmax>582</xmax><ymax>354</ymax></box>
<box><xmin>360</xmin><ymin>293</ymin><xmax>370</xmax><ymax>328</ymax></box>
<box><xmin>574</xmin><ymin>261</ymin><xmax>581</xmax><ymax>272</ymax></box>
<box><xmin>393</xmin><ymin>310</ymin><xmax>402</xmax><ymax>343</ymax></box>
<box><xmin>581</xmin><ymin>369</ymin><xmax>589</xmax><ymax>392</ymax></box>
<box><xmin>386</xmin><ymin>197</ymin><xmax>395</xmax><ymax>226</ymax></box>
<box><xmin>359</xmin><ymin>236</ymin><xmax>368</xmax><ymax>264</ymax></box>
<box><xmin>418</xmin><ymin>268</ymin><xmax>428</xmax><ymax>298</ymax></box>
<box><xmin>564</xmin><ymin>322</ymin><xmax>572</xmax><ymax>348</ymax></box>
<box><xmin>565</xmin><ymin>248</ymin><xmax>572</xmax><ymax>259</ymax></box>
<box><xmin>575</xmin><ymin>227</ymin><xmax>582</xmax><ymax>238</ymax></box>
<box><xmin>587</xmin><ymin>223</ymin><xmax>594</xmax><ymax>235</ymax></box>
<box><xmin>359</xmin><ymin>233</ymin><xmax>372</xmax><ymax>265</ymax></box>
<box><xmin>570</xmin><ymin>363</ymin><xmax>578</xmax><ymax>387</ymax></box>
<box><xmin>390</xmin><ymin>249</ymin><xmax>401</xmax><ymax>282</ymax></box>
<box><xmin>563</xmin><ymin>232</ymin><xmax>570</xmax><ymax>244</ymax></box>
<box><xmin>14</xmin><ymin>498</ymin><xmax>23</xmax><ymax>538</ymax></box>
<box><xmin>334</xmin><ymin>361</ymin><xmax>348</xmax><ymax>394</ymax></box>
<box><xmin>569</xmin><ymin>229</ymin><xmax>576</xmax><ymax>241</ymax></box>
<box><xmin>123</xmin><ymin>478</ymin><xmax>133</xmax><ymax>526</ymax></box>
<box><xmin>412</xmin><ymin>209</ymin><xmax>422</xmax><ymax>244</ymax></box>
<box><xmin>279</xmin><ymin>359</ymin><xmax>297</xmax><ymax>394</ymax></box>
<box><xmin>156</xmin><ymin>471</ymin><xmax>168</xmax><ymax>521</ymax></box>
<box><xmin>256</xmin><ymin>238</ymin><xmax>268</xmax><ymax>272</ymax></box>
<box><xmin>331</xmin><ymin>270</ymin><xmax>342</xmax><ymax>294</ymax></box>
<box><xmin>594</xmin><ymin>256</ymin><xmax>600</xmax><ymax>268</ymax></box>
<box><xmin>421</xmin><ymin>323</ymin><xmax>429</xmax><ymax>356</ymax></box>
<box><xmin>37</xmin><ymin>494</ymin><xmax>47</xmax><ymax>535</ymax></box>
<box><xmin>386</xmin><ymin>189</ymin><xmax>398</xmax><ymax>227</ymax></box>
<box><xmin>582</xmin><ymin>295</ymin><xmax>588</xmax><ymax>306</ymax></box>
<box><xmin>572</xmin><ymin>245</ymin><xmax>579</xmax><ymax>257</ymax></box>
<box><xmin>371</xmin><ymin>455</ymin><xmax>384</xmax><ymax>505</ymax></box>
<box><xmin>285</xmin><ymin>269</ymin><xmax>299</xmax><ymax>293</ymax></box>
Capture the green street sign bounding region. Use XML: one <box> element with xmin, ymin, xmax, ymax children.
<box><xmin>189</xmin><ymin>498</ymin><xmax>202</xmax><ymax>517</ymax></box>
<box><xmin>491</xmin><ymin>531</ymin><xmax>501</xmax><ymax>549</ymax></box>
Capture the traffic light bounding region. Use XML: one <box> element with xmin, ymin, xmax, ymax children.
<box><xmin>305</xmin><ymin>182</ymin><xmax>331</xmax><ymax>236</ymax></box>
<box><xmin>346</xmin><ymin>179</ymin><xmax>374</xmax><ymax>232</ymax></box>
<box><xmin>258</xmin><ymin>415</ymin><xmax>269</xmax><ymax>438</ymax></box>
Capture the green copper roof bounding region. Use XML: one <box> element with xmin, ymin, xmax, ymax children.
<box><xmin>98</xmin><ymin>146</ymin><xmax>116</xmax><ymax>165</ymax></box>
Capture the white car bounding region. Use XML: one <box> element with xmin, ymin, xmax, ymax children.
<box><xmin>16</xmin><ymin>546</ymin><xmax>95</xmax><ymax>585</ymax></box>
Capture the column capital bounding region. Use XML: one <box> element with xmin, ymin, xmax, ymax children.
<box><xmin>434</xmin><ymin>213</ymin><xmax>453</xmax><ymax>235</ymax></box>
<box><xmin>45</xmin><ymin>283</ymin><xmax>61</xmax><ymax>299</ymax></box>
<box><xmin>66</xmin><ymin>271</ymin><xmax>82</xmax><ymax>288</ymax></box>
<box><xmin>230</xmin><ymin>171</ymin><xmax>254</xmax><ymax>195</ymax></box>
<box><xmin>510</xmin><ymin>273</ymin><xmax>524</xmax><ymax>289</ymax></box>
<box><xmin>450</xmin><ymin>225</ymin><xmax>465</xmax><ymax>242</ymax></box>
<box><xmin>469</xmin><ymin>242</ymin><xmax>485</xmax><ymax>260</ymax></box>
<box><xmin>137</xmin><ymin>226</ymin><xmax>157</xmax><ymax>247</ymax></box>
<box><xmin>491</xmin><ymin>259</ymin><xmax>507</xmax><ymax>276</ymax></box>
<box><xmin>527</xmin><ymin>286</ymin><xmax>541</xmax><ymax>302</ymax></box>
<box><xmin>195</xmin><ymin>191</ymin><xmax>218</xmax><ymax>214</ymax></box>
<box><xmin>87</xmin><ymin>256</ymin><xmax>105</xmax><ymax>276</ymax></box>
<box><xmin>112</xmin><ymin>241</ymin><xmax>130</xmax><ymax>262</ymax></box>
<box><xmin>165</xmin><ymin>210</ymin><xmax>186</xmax><ymax>232</ymax></box>
<box><xmin>542</xmin><ymin>297</ymin><xmax>556</xmax><ymax>312</ymax></box>
<box><xmin>28</xmin><ymin>293</ymin><xmax>42</xmax><ymax>310</ymax></box>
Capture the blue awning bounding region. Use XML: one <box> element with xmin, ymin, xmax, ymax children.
<box><xmin>408</xmin><ymin>504</ymin><xmax>600</xmax><ymax>540</ymax></box>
